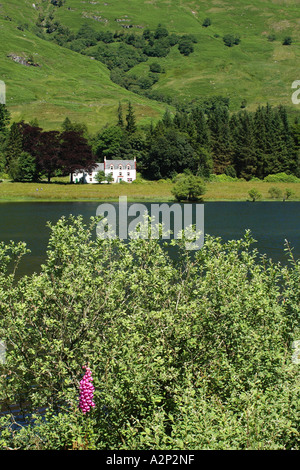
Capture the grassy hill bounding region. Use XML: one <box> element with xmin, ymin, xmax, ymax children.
<box><xmin>0</xmin><ymin>1</ymin><xmax>167</xmax><ymax>132</ymax></box>
<box><xmin>1</xmin><ymin>0</ymin><xmax>300</xmax><ymax>132</ymax></box>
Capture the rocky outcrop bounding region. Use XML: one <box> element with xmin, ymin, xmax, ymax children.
<box><xmin>7</xmin><ymin>54</ymin><xmax>40</xmax><ymax>67</ymax></box>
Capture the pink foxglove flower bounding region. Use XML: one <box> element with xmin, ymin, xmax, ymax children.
<box><xmin>79</xmin><ymin>365</ymin><xmax>95</xmax><ymax>414</ymax></box>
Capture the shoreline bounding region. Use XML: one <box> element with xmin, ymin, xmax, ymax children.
<box><xmin>0</xmin><ymin>198</ymin><xmax>299</xmax><ymax>203</ymax></box>
<box><xmin>0</xmin><ymin>180</ymin><xmax>300</xmax><ymax>203</ymax></box>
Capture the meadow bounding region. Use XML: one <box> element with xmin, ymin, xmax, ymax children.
<box><xmin>0</xmin><ymin>178</ymin><xmax>299</xmax><ymax>202</ymax></box>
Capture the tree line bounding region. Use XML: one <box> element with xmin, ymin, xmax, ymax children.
<box><xmin>93</xmin><ymin>99</ymin><xmax>300</xmax><ymax>181</ymax></box>
<box><xmin>0</xmin><ymin>99</ymin><xmax>300</xmax><ymax>182</ymax></box>
<box><xmin>0</xmin><ymin>108</ymin><xmax>95</xmax><ymax>182</ymax></box>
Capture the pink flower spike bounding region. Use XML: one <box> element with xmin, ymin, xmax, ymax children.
<box><xmin>79</xmin><ymin>365</ymin><xmax>96</xmax><ymax>414</ymax></box>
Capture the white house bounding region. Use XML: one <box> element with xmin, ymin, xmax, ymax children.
<box><xmin>72</xmin><ymin>156</ymin><xmax>137</xmax><ymax>183</ymax></box>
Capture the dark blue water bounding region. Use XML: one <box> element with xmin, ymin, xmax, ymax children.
<box><xmin>0</xmin><ymin>201</ymin><xmax>299</xmax><ymax>277</ymax></box>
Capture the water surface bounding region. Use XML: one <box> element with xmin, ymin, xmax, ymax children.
<box><xmin>0</xmin><ymin>201</ymin><xmax>299</xmax><ymax>277</ymax></box>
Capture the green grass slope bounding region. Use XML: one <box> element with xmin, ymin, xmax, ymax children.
<box><xmin>53</xmin><ymin>0</ymin><xmax>300</xmax><ymax>110</ymax></box>
<box><xmin>1</xmin><ymin>0</ymin><xmax>300</xmax><ymax>130</ymax></box>
<box><xmin>0</xmin><ymin>2</ymin><xmax>167</xmax><ymax>132</ymax></box>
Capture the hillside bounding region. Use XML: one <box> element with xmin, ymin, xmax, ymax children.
<box><xmin>0</xmin><ymin>1</ymin><xmax>167</xmax><ymax>132</ymax></box>
<box><xmin>1</xmin><ymin>0</ymin><xmax>300</xmax><ymax>131</ymax></box>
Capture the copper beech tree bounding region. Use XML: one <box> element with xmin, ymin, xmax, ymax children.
<box><xmin>7</xmin><ymin>122</ymin><xmax>96</xmax><ymax>182</ymax></box>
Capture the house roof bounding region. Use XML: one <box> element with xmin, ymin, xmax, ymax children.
<box><xmin>73</xmin><ymin>160</ymin><xmax>136</xmax><ymax>174</ymax></box>
<box><xmin>105</xmin><ymin>160</ymin><xmax>135</xmax><ymax>168</ymax></box>
<box><xmin>93</xmin><ymin>163</ymin><xmax>104</xmax><ymax>171</ymax></box>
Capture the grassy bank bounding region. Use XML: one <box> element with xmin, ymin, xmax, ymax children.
<box><xmin>0</xmin><ymin>179</ymin><xmax>300</xmax><ymax>202</ymax></box>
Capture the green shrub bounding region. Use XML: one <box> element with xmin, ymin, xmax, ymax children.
<box><xmin>202</xmin><ymin>18</ymin><xmax>211</xmax><ymax>27</ymax></box>
<box><xmin>171</xmin><ymin>173</ymin><xmax>206</xmax><ymax>200</ymax></box>
<box><xmin>0</xmin><ymin>216</ymin><xmax>299</xmax><ymax>449</ymax></box>
<box><xmin>210</xmin><ymin>174</ymin><xmax>239</xmax><ymax>182</ymax></box>
<box><xmin>149</xmin><ymin>62</ymin><xmax>162</xmax><ymax>73</ymax></box>
<box><xmin>178</xmin><ymin>38</ymin><xmax>194</xmax><ymax>56</ymax></box>
<box><xmin>282</xmin><ymin>36</ymin><xmax>292</xmax><ymax>45</ymax></box>
<box><xmin>268</xmin><ymin>186</ymin><xmax>283</xmax><ymax>199</ymax></box>
<box><xmin>249</xmin><ymin>177</ymin><xmax>261</xmax><ymax>182</ymax></box>
<box><xmin>264</xmin><ymin>172</ymin><xmax>300</xmax><ymax>183</ymax></box>
<box><xmin>248</xmin><ymin>188</ymin><xmax>262</xmax><ymax>201</ymax></box>
<box><xmin>223</xmin><ymin>34</ymin><xmax>241</xmax><ymax>47</ymax></box>
<box><xmin>284</xmin><ymin>188</ymin><xmax>295</xmax><ymax>200</ymax></box>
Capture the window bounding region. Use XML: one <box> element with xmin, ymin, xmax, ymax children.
<box><xmin>119</xmin><ymin>171</ymin><xmax>122</xmax><ymax>176</ymax></box>
<box><xmin>110</xmin><ymin>165</ymin><xmax>114</xmax><ymax>170</ymax></box>
<box><xmin>127</xmin><ymin>178</ymin><xmax>132</xmax><ymax>183</ymax></box>
<box><xmin>127</xmin><ymin>171</ymin><xmax>130</xmax><ymax>176</ymax></box>
<box><xmin>127</xmin><ymin>165</ymin><xmax>131</xmax><ymax>170</ymax></box>
<box><xmin>89</xmin><ymin>178</ymin><xmax>93</xmax><ymax>182</ymax></box>
<box><xmin>119</xmin><ymin>165</ymin><xmax>123</xmax><ymax>170</ymax></box>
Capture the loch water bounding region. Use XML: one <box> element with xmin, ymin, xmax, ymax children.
<box><xmin>0</xmin><ymin>201</ymin><xmax>299</xmax><ymax>277</ymax></box>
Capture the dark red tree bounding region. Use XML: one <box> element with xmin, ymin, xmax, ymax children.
<box><xmin>37</xmin><ymin>130</ymin><xmax>61</xmax><ymax>182</ymax></box>
<box><xmin>18</xmin><ymin>121</ymin><xmax>42</xmax><ymax>157</ymax></box>
<box><xmin>17</xmin><ymin>123</ymin><xmax>61</xmax><ymax>182</ymax></box>
<box><xmin>59</xmin><ymin>130</ymin><xmax>97</xmax><ymax>182</ymax></box>
<box><xmin>16</xmin><ymin>122</ymin><xmax>97</xmax><ymax>182</ymax></box>
<box><xmin>17</xmin><ymin>122</ymin><xmax>42</xmax><ymax>181</ymax></box>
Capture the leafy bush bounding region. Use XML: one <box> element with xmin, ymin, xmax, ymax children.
<box><xmin>283</xmin><ymin>36</ymin><xmax>292</xmax><ymax>45</ymax></box>
<box><xmin>149</xmin><ymin>62</ymin><xmax>163</xmax><ymax>73</ymax></box>
<box><xmin>131</xmin><ymin>172</ymin><xmax>148</xmax><ymax>184</ymax></box>
<box><xmin>268</xmin><ymin>186</ymin><xmax>283</xmax><ymax>199</ymax></box>
<box><xmin>178</xmin><ymin>35</ymin><xmax>197</xmax><ymax>56</ymax></box>
<box><xmin>178</xmin><ymin>39</ymin><xmax>194</xmax><ymax>56</ymax></box>
<box><xmin>202</xmin><ymin>18</ymin><xmax>211</xmax><ymax>27</ymax></box>
<box><xmin>171</xmin><ymin>173</ymin><xmax>206</xmax><ymax>201</ymax></box>
<box><xmin>249</xmin><ymin>176</ymin><xmax>261</xmax><ymax>182</ymax></box>
<box><xmin>223</xmin><ymin>34</ymin><xmax>241</xmax><ymax>47</ymax></box>
<box><xmin>248</xmin><ymin>188</ymin><xmax>262</xmax><ymax>201</ymax></box>
<box><xmin>154</xmin><ymin>24</ymin><xmax>169</xmax><ymax>39</ymax></box>
<box><xmin>143</xmin><ymin>38</ymin><xmax>171</xmax><ymax>58</ymax></box>
<box><xmin>0</xmin><ymin>216</ymin><xmax>299</xmax><ymax>449</ymax></box>
<box><xmin>210</xmin><ymin>173</ymin><xmax>239</xmax><ymax>182</ymax></box>
<box><xmin>284</xmin><ymin>188</ymin><xmax>295</xmax><ymax>200</ymax></box>
<box><xmin>264</xmin><ymin>172</ymin><xmax>300</xmax><ymax>183</ymax></box>
<box><xmin>97</xmin><ymin>31</ymin><xmax>114</xmax><ymax>44</ymax></box>
<box><xmin>95</xmin><ymin>43</ymin><xmax>147</xmax><ymax>72</ymax></box>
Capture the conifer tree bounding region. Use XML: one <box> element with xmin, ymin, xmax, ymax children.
<box><xmin>0</xmin><ymin>104</ymin><xmax>10</xmax><ymax>170</ymax></box>
<box><xmin>278</xmin><ymin>105</ymin><xmax>299</xmax><ymax>175</ymax></box>
<box><xmin>230</xmin><ymin>111</ymin><xmax>257</xmax><ymax>179</ymax></box>
<box><xmin>125</xmin><ymin>102</ymin><xmax>137</xmax><ymax>135</ymax></box>
<box><xmin>207</xmin><ymin>106</ymin><xmax>233</xmax><ymax>174</ymax></box>
<box><xmin>5</xmin><ymin>122</ymin><xmax>23</xmax><ymax>173</ymax></box>
<box><xmin>117</xmin><ymin>102</ymin><xmax>124</xmax><ymax>128</ymax></box>
<box><xmin>162</xmin><ymin>108</ymin><xmax>173</xmax><ymax>128</ymax></box>
<box><xmin>0</xmin><ymin>104</ymin><xmax>10</xmax><ymax>135</ymax></box>
<box><xmin>191</xmin><ymin>107</ymin><xmax>211</xmax><ymax>148</ymax></box>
